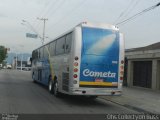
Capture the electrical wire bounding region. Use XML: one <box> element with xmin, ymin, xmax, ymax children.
<box><xmin>116</xmin><ymin>2</ymin><xmax>160</xmax><ymax>26</ymax></box>
<box><xmin>46</xmin><ymin>0</ymin><xmax>86</xmax><ymax>32</ymax></box>
<box><xmin>44</xmin><ymin>0</ymin><xmax>65</xmax><ymax>18</ymax></box>
<box><xmin>114</xmin><ymin>0</ymin><xmax>134</xmax><ymax>24</ymax></box>
<box><xmin>22</xmin><ymin>22</ymin><xmax>43</xmax><ymax>44</ymax></box>
<box><xmin>35</xmin><ymin>0</ymin><xmax>66</xmax><ymax>33</ymax></box>
<box><xmin>39</xmin><ymin>0</ymin><xmax>59</xmax><ymax>18</ymax></box>
<box><xmin>32</xmin><ymin>0</ymin><xmax>54</xmax><ymax>26</ymax></box>
<box><xmin>121</xmin><ymin>0</ymin><xmax>140</xmax><ymax>21</ymax></box>
<box><xmin>33</xmin><ymin>0</ymin><xmax>60</xmax><ymax>32</ymax></box>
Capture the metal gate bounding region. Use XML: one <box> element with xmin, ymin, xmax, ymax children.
<box><xmin>133</xmin><ymin>61</ymin><xmax>152</xmax><ymax>88</ymax></box>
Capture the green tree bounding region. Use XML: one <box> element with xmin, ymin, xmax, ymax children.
<box><xmin>0</xmin><ymin>46</ymin><xmax>7</xmax><ymax>64</ymax></box>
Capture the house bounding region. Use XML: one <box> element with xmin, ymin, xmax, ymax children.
<box><xmin>125</xmin><ymin>42</ymin><xmax>160</xmax><ymax>90</ymax></box>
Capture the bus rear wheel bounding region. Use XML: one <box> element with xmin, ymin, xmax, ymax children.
<box><xmin>49</xmin><ymin>79</ymin><xmax>54</xmax><ymax>94</ymax></box>
<box><xmin>53</xmin><ymin>81</ymin><xmax>60</xmax><ymax>97</ymax></box>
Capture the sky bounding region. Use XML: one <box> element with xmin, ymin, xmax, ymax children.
<box><xmin>0</xmin><ymin>0</ymin><xmax>160</xmax><ymax>54</ymax></box>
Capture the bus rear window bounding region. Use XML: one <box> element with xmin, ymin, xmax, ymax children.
<box><xmin>82</xmin><ymin>27</ymin><xmax>119</xmax><ymax>56</ymax></box>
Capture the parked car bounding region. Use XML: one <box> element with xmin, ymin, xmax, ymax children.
<box><xmin>7</xmin><ymin>64</ymin><xmax>12</xmax><ymax>69</ymax></box>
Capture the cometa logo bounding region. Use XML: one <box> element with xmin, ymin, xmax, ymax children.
<box><xmin>83</xmin><ymin>69</ymin><xmax>116</xmax><ymax>78</ymax></box>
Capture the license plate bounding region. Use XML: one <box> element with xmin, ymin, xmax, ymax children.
<box><xmin>95</xmin><ymin>79</ymin><xmax>103</xmax><ymax>82</ymax></box>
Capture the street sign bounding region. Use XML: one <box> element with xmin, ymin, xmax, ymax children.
<box><xmin>26</xmin><ymin>33</ymin><xmax>38</xmax><ymax>38</ymax></box>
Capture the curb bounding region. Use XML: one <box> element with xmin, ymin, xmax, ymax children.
<box><xmin>99</xmin><ymin>97</ymin><xmax>155</xmax><ymax>114</ymax></box>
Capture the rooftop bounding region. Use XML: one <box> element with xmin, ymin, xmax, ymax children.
<box><xmin>126</xmin><ymin>42</ymin><xmax>160</xmax><ymax>52</ymax></box>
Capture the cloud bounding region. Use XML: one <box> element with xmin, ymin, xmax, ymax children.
<box><xmin>0</xmin><ymin>13</ymin><xmax>7</xmax><ymax>18</ymax></box>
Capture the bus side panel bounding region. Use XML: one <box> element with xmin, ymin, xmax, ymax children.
<box><xmin>41</xmin><ymin>58</ymin><xmax>50</xmax><ymax>86</ymax></box>
<box><xmin>118</xmin><ymin>33</ymin><xmax>125</xmax><ymax>89</ymax></box>
<box><xmin>53</xmin><ymin>55</ymin><xmax>70</xmax><ymax>93</ymax></box>
<box><xmin>69</xmin><ymin>27</ymin><xmax>83</xmax><ymax>89</ymax></box>
<box><xmin>31</xmin><ymin>57</ymin><xmax>50</xmax><ymax>86</ymax></box>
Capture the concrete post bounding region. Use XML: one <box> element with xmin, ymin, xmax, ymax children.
<box><xmin>127</xmin><ymin>60</ymin><xmax>133</xmax><ymax>87</ymax></box>
<box><xmin>152</xmin><ymin>60</ymin><xmax>157</xmax><ymax>90</ymax></box>
<box><xmin>157</xmin><ymin>61</ymin><xmax>160</xmax><ymax>90</ymax></box>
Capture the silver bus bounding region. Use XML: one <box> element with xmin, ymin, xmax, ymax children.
<box><xmin>31</xmin><ymin>22</ymin><xmax>124</xmax><ymax>98</ymax></box>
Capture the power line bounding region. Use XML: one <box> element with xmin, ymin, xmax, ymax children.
<box><xmin>39</xmin><ymin>0</ymin><xmax>59</xmax><ymax>18</ymax></box>
<box><xmin>35</xmin><ymin>0</ymin><xmax>65</xmax><ymax>32</ymax></box>
<box><xmin>45</xmin><ymin>0</ymin><xmax>65</xmax><ymax>18</ymax></box>
<box><xmin>121</xmin><ymin>0</ymin><xmax>140</xmax><ymax>20</ymax></box>
<box><xmin>22</xmin><ymin>21</ymin><xmax>43</xmax><ymax>44</ymax></box>
<box><xmin>114</xmin><ymin>0</ymin><xmax>134</xmax><ymax>24</ymax></box>
<box><xmin>22</xmin><ymin>20</ymin><xmax>41</xmax><ymax>37</ymax></box>
<box><xmin>32</xmin><ymin>0</ymin><xmax>52</xmax><ymax>26</ymax></box>
<box><xmin>116</xmin><ymin>2</ymin><xmax>160</xmax><ymax>26</ymax></box>
<box><xmin>46</xmin><ymin>0</ymin><xmax>86</xmax><ymax>32</ymax></box>
<box><xmin>33</xmin><ymin>0</ymin><xmax>59</xmax><ymax>32</ymax></box>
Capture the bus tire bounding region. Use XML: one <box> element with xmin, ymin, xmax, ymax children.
<box><xmin>48</xmin><ymin>79</ymin><xmax>54</xmax><ymax>94</ymax></box>
<box><xmin>53</xmin><ymin>80</ymin><xmax>60</xmax><ymax>97</ymax></box>
<box><xmin>32</xmin><ymin>73</ymin><xmax>36</xmax><ymax>83</ymax></box>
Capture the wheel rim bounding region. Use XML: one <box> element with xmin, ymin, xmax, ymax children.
<box><xmin>49</xmin><ymin>80</ymin><xmax>52</xmax><ymax>91</ymax></box>
<box><xmin>54</xmin><ymin>82</ymin><xmax>58</xmax><ymax>95</ymax></box>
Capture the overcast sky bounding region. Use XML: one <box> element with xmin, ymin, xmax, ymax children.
<box><xmin>0</xmin><ymin>0</ymin><xmax>160</xmax><ymax>53</ymax></box>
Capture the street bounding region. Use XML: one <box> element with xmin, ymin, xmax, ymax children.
<box><xmin>0</xmin><ymin>69</ymin><xmax>138</xmax><ymax>114</ymax></box>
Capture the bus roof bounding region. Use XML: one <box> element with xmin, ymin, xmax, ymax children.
<box><xmin>33</xmin><ymin>22</ymin><xmax>119</xmax><ymax>51</ymax></box>
<box><xmin>78</xmin><ymin>22</ymin><xmax>119</xmax><ymax>31</ymax></box>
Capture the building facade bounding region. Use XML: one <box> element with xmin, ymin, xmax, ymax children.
<box><xmin>12</xmin><ymin>57</ymin><xmax>31</xmax><ymax>70</ymax></box>
<box><xmin>125</xmin><ymin>42</ymin><xmax>160</xmax><ymax>90</ymax></box>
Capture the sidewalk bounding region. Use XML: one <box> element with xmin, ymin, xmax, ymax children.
<box><xmin>101</xmin><ymin>87</ymin><xmax>160</xmax><ymax>114</ymax></box>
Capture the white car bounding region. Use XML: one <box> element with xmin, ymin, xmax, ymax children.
<box><xmin>7</xmin><ymin>64</ymin><xmax>12</xmax><ymax>69</ymax></box>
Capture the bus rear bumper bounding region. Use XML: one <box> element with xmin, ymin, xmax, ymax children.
<box><xmin>69</xmin><ymin>88</ymin><xmax>122</xmax><ymax>96</ymax></box>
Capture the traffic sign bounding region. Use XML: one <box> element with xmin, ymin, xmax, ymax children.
<box><xmin>26</xmin><ymin>33</ymin><xmax>38</xmax><ymax>38</ymax></box>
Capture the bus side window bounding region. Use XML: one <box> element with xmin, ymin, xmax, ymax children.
<box><xmin>49</xmin><ymin>41</ymin><xmax>56</xmax><ymax>56</ymax></box>
<box><xmin>37</xmin><ymin>49</ymin><xmax>40</xmax><ymax>59</ymax></box>
<box><xmin>40</xmin><ymin>47</ymin><xmax>44</xmax><ymax>59</ymax></box>
<box><xmin>65</xmin><ymin>33</ymin><xmax>72</xmax><ymax>53</ymax></box>
<box><xmin>56</xmin><ymin>37</ymin><xmax>65</xmax><ymax>55</ymax></box>
<box><xmin>35</xmin><ymin>50</ymin><xmax>38</xmax><ymax>59</ymax></box>
<box><xmin>32</xmin><ymin>50</ymin><xmax>38</xmax><ymax>60</ymax></box>
<box><xmin>43</xmin><ymin>45</ymin><xmax>49</xmax><ymax>58</ymax></box>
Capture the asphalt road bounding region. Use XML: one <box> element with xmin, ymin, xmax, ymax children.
<box><xmin>0</xmin><ymin>69</ymin><xmax>138</xmax><ymax>114</ymax></box>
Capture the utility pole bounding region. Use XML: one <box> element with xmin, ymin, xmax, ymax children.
<box><xmin>21</xmin><ymin>53</ymin><xmax>23</xmax><ymax>71</ymax></box>
<box><xmin>37</xmin><ymin>18</ymin><xmax>48</xmax><ymax>45</ymax></box>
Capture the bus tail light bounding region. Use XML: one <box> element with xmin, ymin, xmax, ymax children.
<box><xmin>120</xmin><ymin>77</ymin><xmax>123</xmax><ymax>80</ymax></box>
<box><xmin>74</xmin><ymin>68</ymin><xmax>78</xmax><ymax>72</ymax></box>
<box><xmin>120</xmin><ymin>66</ymin><xmax>124</xmax><ymax>70</ymax></box>
<box><xmin>120</xmin><ymin>71</ymin><xmax>124</xmax><ymax>75</ymax></box>
<box><xmin>73</xmin><ymin>74</ymin><xmax>78</xmax><ymax>78</ymax></box>
<box><xmin>75</xmin><ymin>56</ymin><xmax>79</xmax><ymax>61</ymax></box>
<box><xmin>73</xmin><ymin>80</ymin><xmax>77</xmax><ymax>84</ymax></box>
<box><xmin>74</xmin><ymin>62</ymin><xmax>78</xmax><ymax>67</ymax></box>
<box><xmin>121</xmin><ymin>60</ymin><xmax>124</xmax><ymax>64</ymax></box>
<box><xmin>120</xmin><ymin>60</ymin><xmax>124</xmax><ymax>81</ymax></box>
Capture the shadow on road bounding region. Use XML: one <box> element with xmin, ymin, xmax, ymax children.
<box><xmin>33</xmin><ymin>81</ymin><xmax>112</xmax><ymax>108</ymax></box>
<box><xmin>58</xmin><ymin>95</ymin><xmax>110</xmax><ymax>107</ymax></box>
